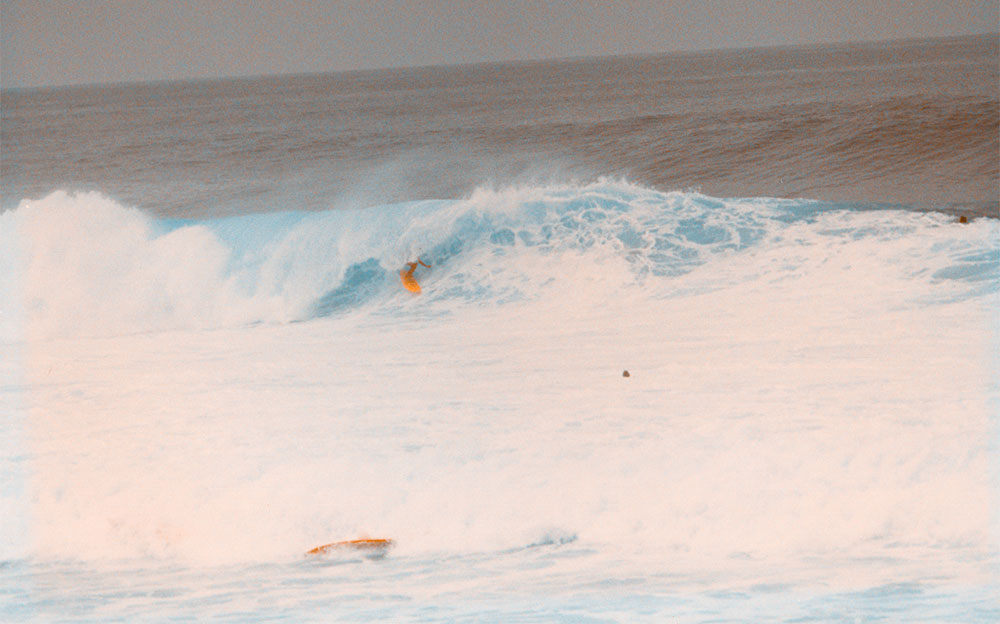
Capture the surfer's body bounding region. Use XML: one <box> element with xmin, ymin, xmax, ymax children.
<box><xmin>400</xmin><ymin>258</ymin><xmax>431</xmax><ymax>293</ymax></box>
<box><xmin>403</xmin><ymin>258</ymin><xmax>431</xmax><ymax>278</ymax></box>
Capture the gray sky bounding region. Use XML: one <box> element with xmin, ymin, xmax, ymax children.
<box><xmin>2</xmin><ymin>0</ymin><xmax>998</xmax><ymax>88</ymax></box>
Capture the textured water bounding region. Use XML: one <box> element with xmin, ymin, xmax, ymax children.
<box><xmin>1</xmin><ymin>34</ymin><xmax>999</xmax><ymax>623</ymax></box>
<box><xmin>3</xmin><ymin>33</ymin><xmax>997</xmax><ymax>217</ymax></box>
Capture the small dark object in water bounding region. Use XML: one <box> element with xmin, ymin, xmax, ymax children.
<box><xmin>958</xmin><ymin>215</ymin><xmax>968</xmax><ymax>224</ymax></box>
<box><xmin>622</xmin><ymin>370</ymin><xmax>630</xmax><ymax>378</ymax></box>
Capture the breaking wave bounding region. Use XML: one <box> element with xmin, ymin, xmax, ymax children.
<box><xmin>1</xmin><ymin>180</ymin><xmax>996</xmax><ymax>341</ymax></box>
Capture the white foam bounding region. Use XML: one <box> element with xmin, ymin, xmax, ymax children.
<box><xmin>1</xmin><ymin>192</ymin><xmax>336</xmax><ymax>341</ymax></box>
<box><xmin>4</xmin><ymin>184</ymin><xmax>997</xmax><ymax>597</ymax></box>
<box><xmin>8</xmin><ymin>202</ymin><xmax>997</xmax><ymax>593</ymax></box>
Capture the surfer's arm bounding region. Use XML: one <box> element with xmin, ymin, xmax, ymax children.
<box><xmin>417</xmin><ymin>259</ymin><xmax>431</xmax><ymax>268</ymax></box>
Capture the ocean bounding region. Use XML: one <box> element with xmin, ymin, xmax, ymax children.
<box><xmin>1</xmin><ymin>33</ymin><xmax>998</xmax><ymax>622</ymax></box>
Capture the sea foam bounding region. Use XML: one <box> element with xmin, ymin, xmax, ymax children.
<box><xmin>3</xmin><ymin>183</ymin><xmax>998</xmax><ymax>624</ymax></box>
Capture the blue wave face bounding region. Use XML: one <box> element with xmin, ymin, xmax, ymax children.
<box><xmin>2</xmin><ymin>181</ymin><xmax>997</xmax><ymax>340</ymax></box>
<box><xmin>175</xmin><ymin>182</ymin><xmax>785</xmax><ymax>317</ymax></box>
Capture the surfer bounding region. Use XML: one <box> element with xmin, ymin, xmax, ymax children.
<box><xmin>400</xmin><ymin>258</ymin><xmax>431</xmax><ymax>293</ymax></box>
<box><xmin>403</xmin><ymin>258</ymin><xmax>431</xmax><ymax>277</ymax></box>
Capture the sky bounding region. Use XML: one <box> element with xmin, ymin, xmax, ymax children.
<box><xmin>2</xmin><ymin>0</ymin><xmax>998</xmax><ymax>88</ymax></box>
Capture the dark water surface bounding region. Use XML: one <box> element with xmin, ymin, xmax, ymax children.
<box><xmin>2</xmin><ymin>33</ymin><xmax>997</xmax><ymax>217</ymax></box>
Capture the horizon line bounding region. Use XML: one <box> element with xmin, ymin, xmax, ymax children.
<box><xmin>2</xmin><ymin>30</ymin><xmax>997</xmax><ymax>93</ymax></box>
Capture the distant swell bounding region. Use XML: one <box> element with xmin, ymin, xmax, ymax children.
<box><xmin>501</xmin><ymin>95</ymin><xmax>999</xmax><ymax>216</ymax></box>
<box><xmin>3</xmin><ymin>34</ymin><xmax>996</xmax><ymax>219</ymax></box>
<box><xmin>821</xmin><ymin>97</ymin><xmax>998</xmax><ymax>175</ymax></box>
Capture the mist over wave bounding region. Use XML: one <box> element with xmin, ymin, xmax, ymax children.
<box><xmin>2</xmin><ymin>181</ymin><xmax>995</xmax><ymax>342</ymax></box>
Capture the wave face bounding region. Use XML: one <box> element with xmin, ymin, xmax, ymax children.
<box><xmin>2</xmin><ymin>181</ymin><xmax>996</xmax><ymax>341</ymax></box>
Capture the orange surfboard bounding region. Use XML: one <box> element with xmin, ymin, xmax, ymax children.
<box><xmin>307</xmin><ymin>538</ymin><xmax>394</xmax><ymax>556</ymax></box>
<box><xmin>400</xmin><ymin>270</ymin><xmax>421</xmax><ymax>293</ymax></box>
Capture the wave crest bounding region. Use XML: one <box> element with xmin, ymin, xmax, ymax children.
<box><xmin>2</xmin><ymin>182</ymin><xmax>994</xmax><ymax>341</ymax></box>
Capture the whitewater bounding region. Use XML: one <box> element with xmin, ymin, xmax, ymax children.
<box><xmin>1</xmin><ymin>178</ymin><xmax>998</xmax><ymax>621</ymax></box>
